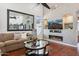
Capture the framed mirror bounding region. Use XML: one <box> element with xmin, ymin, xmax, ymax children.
<box><xmin>7</xmin><ymin>9</ymin><xmax>34</xmax><ymax>31</ymax></box>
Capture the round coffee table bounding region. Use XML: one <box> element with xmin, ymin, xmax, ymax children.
<box><xmin>24</xmin><ymin>40</ymin><xmax>49</xmax><ymax>56</ymax></box>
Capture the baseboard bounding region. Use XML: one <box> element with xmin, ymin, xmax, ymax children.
<box><xmin>45</xmin><ymin>39</ymin><xmax>77</xmax><ymax>48</ymax></box>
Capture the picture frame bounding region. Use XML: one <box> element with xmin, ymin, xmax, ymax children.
<box><xmin>48</xmin><ymin>19</ymin><xmax>63</xmax><ymax>29</ymax></box>
<box><xmin>7</xmin><ymin>9</ymin><xmax>34</xmax><ymax>31</ymax></box>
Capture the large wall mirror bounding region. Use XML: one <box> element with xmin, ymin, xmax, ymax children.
<box><xmin>7</xmin><ymin>9</ymin><xmax>34</xmax><ymax>31</ymax></box>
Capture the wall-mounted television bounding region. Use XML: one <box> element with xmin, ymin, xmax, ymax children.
<box><xmin>48</xmin><ymin>19</ymin><xmax>63</xmax><ymax>29</ymax></box>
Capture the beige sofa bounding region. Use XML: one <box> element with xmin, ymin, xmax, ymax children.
<box><xmin>0</xmin><ymin>33</ymin><xmax>27</xmax><ymax>53</ymax></box>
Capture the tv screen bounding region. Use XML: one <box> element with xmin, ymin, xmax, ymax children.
<box><xmin>48</xmin><ymin>19</ymin><xmax>63</xmax><ymax>29</ymax></box>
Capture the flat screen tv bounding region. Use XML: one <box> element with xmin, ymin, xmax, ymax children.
<box><xmin>48</xmin><ymin>19</ymin><xmax>63</xmax><ymax>29</ymax></box>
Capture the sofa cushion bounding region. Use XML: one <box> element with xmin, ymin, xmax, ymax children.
<box><xmin>0</xmin><ymin>33</ymin><xmax>14</xmax><ymax>42</ymax></box>
<box><xmin>16</xmin><ymin>39</ymin><xmax>27</xmax><ymax>43</ymax></box>
<box><xmin>14</xmin><ymin>33</ymin><xmax>21</xmax><ymax>40</ymax></box>
<box><xmin>4</xmin><ymin>40</ymin><xmax>18</xmax><ymax>46</ymax></box>
<box><xmin>0</xmin><ymin>42</ymin><xmax>5</xmax><ymax>48</ymax></box>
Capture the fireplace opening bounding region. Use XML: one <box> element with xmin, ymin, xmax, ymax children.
<box><xmin>49</xmin><ymin>35</ymin><xmax>63</xmax><ymax>41</ymax></box>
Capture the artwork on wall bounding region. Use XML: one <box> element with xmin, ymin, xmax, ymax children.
<box><xmin>35</xmin><ymin>16</ymin><xmax>43</xmax><ymax>24</ymax></box>
<box><xmin>7</xmin><ymin>9</ymin><xmax>34</xmax><ymax>31</ymax></box>
<box><xmin>48</xmin><ymin>19</ymin><xmax>63</xmax><ymax>29</ymax></box>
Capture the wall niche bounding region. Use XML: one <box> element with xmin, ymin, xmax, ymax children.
<box><xmin>63</xmin><ymin>13</ymin><xmax>73</xmax><ymax>29</ymax></box>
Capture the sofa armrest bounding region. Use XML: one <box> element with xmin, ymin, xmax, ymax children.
<box><xmin>0</xmin><ymin>42</ymin><xmax>5</xmax><ymax>48</ymax></box>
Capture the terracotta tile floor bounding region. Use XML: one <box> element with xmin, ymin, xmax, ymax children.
<box><xmin>6</xmin><ymin>42</ymin><xmax>78</xmax><ymax>56</ymax></box>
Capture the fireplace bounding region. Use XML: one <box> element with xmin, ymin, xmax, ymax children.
<box><xmin>49</xmin><ymin>35</ymin><xmax>63</xmax><ymax>41</ymax></box>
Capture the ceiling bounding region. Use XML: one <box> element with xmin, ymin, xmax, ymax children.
<box><xmin>44</xmin><ymin>3</ymin><xmax>79</xmax><ymax>9</ymax></box>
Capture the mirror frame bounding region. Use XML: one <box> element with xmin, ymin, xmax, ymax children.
<box><xmin>7</xmin><ymin>9</ymin><xmax>34</xmax><ymax>31</ymax></box>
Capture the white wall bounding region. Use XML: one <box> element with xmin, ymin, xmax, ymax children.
<box><xmin>0</xmin><ymin>3</ymin><xmax>78</xmax><ymax>46</ymax></box>
<box><xmin>0</xmin><ymin>3</ymin><xmax>43</xmax><ymax>33</ymax></box>
<box><xmin>44</xmin><ymin>3</ymin><xmax>78</xmax><ymax>46</ymax></box>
